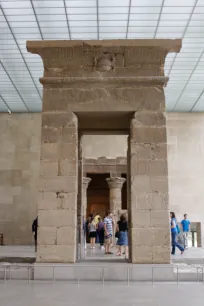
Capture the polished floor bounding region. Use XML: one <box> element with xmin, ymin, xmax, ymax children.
<box><xmin>1</xmin><ymin>245</ymin><xmax>204</xmax><ymax>262</ymax></box>
<box><xmin>0</xmin><ymin>282</ymin><xmax>204</xmax><ymax>306</ymax></box>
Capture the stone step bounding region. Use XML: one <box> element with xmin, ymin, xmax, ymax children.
<box><xmin>0</xmin><ymin>263</ymin><xmax>203</xmax><ymax>282</ymax></box>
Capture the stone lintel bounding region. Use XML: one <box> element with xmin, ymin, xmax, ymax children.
<box><xmin>27</xmin><ymin>39</ymin><xmax>181</xmax><ymax>49</ymax></box>
<box><xmin>39</xmin><ymin>76</ymin><xmax>169</xmax><ymax>88</ymax></box>
<box><xmin>27</xmin><ymin>39</ymin><xmax>181</xmax><ymax>82</ymax></box>
<box><xmin>106</xmin><ymin>177</ymin><xmax>126</xmax><ymax>190</ymax></box>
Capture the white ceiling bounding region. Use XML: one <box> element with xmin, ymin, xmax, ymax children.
<box><xmin>0</xmin><ymin>0</ymin><xmax>204</xmax><ymax>113</ymax></box>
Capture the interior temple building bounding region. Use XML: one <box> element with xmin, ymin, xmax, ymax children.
<box><xmin>1</xmin><ymin>0</ymin><xmax>204</xmax><ymax>304</ymax></box>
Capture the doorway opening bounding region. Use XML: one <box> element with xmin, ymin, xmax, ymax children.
<box><xmin>87</xmin><ymin>173</ymin><xmax>110</xmax><ymax>219</ymax></box>
<box><xmin>80</xmin><ymin>134</ymin><xmax>129</xmax><ymax>263</ymax></box>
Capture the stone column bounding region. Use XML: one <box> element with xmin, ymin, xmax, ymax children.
<box><xmin>37</xmin><ymin>113</ymin><xmax>78</xmax><ymax>263</ymax></box>
<box><xmin>106</xmin><ymin>177</ymin><xmax>126</xmax><ymax>220</ymax></box>
<box><xmin>82</xmin><ymin>177</ymin><xmax>92</xmax><ymax>218</ymax></box>
<box><xmin>129</xmin><ymin>110</ymin><xmax>170</xmax><ymax>264</ymax></box>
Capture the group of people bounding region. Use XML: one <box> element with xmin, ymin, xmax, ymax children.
<box><xmin>32</xmin><ymin>211</ymin><xmax>190</xmax><ymax>257</ymax></box>
<box><xmin>170</xmin><ymin>212</ymin><xmax>191</xmax><ymax>255</ymax></box>
<box><xmin>84</xmin><ymin>210</ymin><xmax>128</xmax><ymax>258</ymax></box>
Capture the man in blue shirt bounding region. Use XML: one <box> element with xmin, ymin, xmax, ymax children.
<box><xmin>181</xmin><ymin>214</ymin><xmax>191</xmax><ymax>249</ymax></box>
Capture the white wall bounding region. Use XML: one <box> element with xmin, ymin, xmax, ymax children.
<box><xmin>167</xmin><ymin>113</ymin><xmax>204</xmax><ymax>246</ymax></box>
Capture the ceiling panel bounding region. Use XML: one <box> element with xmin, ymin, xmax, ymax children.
<box><xmin>0</xmin><ymin>0</ymin><xmax>204</xmax><ymax>112</ymax></box>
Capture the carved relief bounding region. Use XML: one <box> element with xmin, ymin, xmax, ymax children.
<box><xmin>93</xmin><ymin>53</ymin><xmax>115</xmax><ymax>72</ymax></box>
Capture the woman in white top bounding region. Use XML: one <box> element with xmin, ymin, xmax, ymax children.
<box><xmin>88</xmin><ymin>217</ymin><xmax>97</xmax><ymax>249</ymax></box>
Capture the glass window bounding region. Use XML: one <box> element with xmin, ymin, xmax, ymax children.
<box><xmin>99</xmin><ymin>7</ymin><xmax>129</xmax><ymax>14</ymax></box>
<box><xmin>130</xmin><ymin>14</ymin><xmax>159</xmax><ymax>21</ymax></box>
<box><xmin>128</xmin><ymin>27</ymin><xmax>156</xmax><ymax>33</ymax></box>
<box><xmin>164</xmin><ymin>0</ymin><xmax>195</xmax><ymax>5</ymax></box>
<box><xmin>99</xmin><ymin>0</ymin><xmax>129</xmax><ymax>6</ymax></box>
<box><xmin>70</xmin><ymin>27</ymin><xmax>97</xmax><ymax>33</ymax></box>
<box><xmin>129</xmin><ymin>20</ymin><xmax>157</xmax><ymax>26</ymax></box>
<box><xmin>4</xmin><ymin>8</ymin><xmax>34</xmax><ymax>15</ymax></box>
<box><xmin>131</xmin><ymin>0</ymin><xmax>163</xmax><ymax>5</ymax></box>
<box><xmin>67</xmin><ymin>7</ymin><xmax>96</xmax><ymax>14</ymax></box>
<box><xmin>69</xmin><ymin>20</ymin><xmax>97</xmax><ymax>26</ymax></box>
<box><xmin>33</xmin><ymin>0</ymin><xmax>64</xmax><ymax>8</ymax></box>
<box><xmin>131</xmin><ymin>7</ymin><xmax>160</xmax><ymax>14</ymax></box>
<box><xmin>68</xmin><ymin>14</ymin><xmax>96</xmax><ymax>20</ymax></box>
<box><xmin>161</xmin><ymin>14</ymin><xmax>190</xmax><ymax>20</ymax></box>
<box><xmin>66</xmin><ymin>0</ymin><xmax>96</xmax><ymax>7</ymax></box>
<box><xmin>100</xmin><ymin>27</ymin><xmax>126</xmax><ymax>33</ymax></box>
<box><xmin>99</xmin><ymin>20</ymin><xmax>127</xmax><ymax>27</ymax></box>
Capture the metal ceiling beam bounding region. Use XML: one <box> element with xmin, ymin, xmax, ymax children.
<box><xmin>167</xmin><ymin>0</ymin><xmax>199</xmax><ymax>110</ymax></box>
<box><xmin>63</xmin><ymin>0</ymin><xmax>71</xmax><ymax>39</ymax></box>
<box><xmin>0</xmin><ymin>5</ymin><xmax>42</xmax><ymax>103</ymax></box>
<box><xmin>126</xmin><ymin>0</ymin><xmax>132</xmax><ymax>39</ymax></box>
<box><xmin>0</xmin><ymin>61</ymin><xmax>29</xmax><ymax>111</ymax></box>
<box><xmin>30</xmin><ymin>0</ymin><xmax>44</xmax><ymax>39</ymax></box>
<box><xmin>171</xmin><ymin>48</ymin><xmax>204</xmax><ymax>111</ymax></box>
<box><xmin>0</xmin><ymin>93</ymin><xmax>11</xmax><ymax>113</ymax></box>
<box><xmin>190</xmin><ymin>90</ymin><xmax>204</xmax><ymax>111</ymax></box>
<box><xmin>154</xmin><ymin>0</ymin><xmax>165</xmax><ymax>38</ymax></box>
<box><xmin>96</xmin><ymin>0</ymin><xmax>99</xmax><ymax>40</ymax></box>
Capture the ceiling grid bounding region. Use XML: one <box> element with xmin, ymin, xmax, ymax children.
<box><xmin>0</xmin><ymin>0</ymin><xmax>204</xmax><ymax>112</ymax></box>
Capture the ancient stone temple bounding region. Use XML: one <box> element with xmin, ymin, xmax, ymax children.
<box><xmin>27</xmin><ymin>39</ymin><xmax>181</xmax><ymax>264</ymax></box>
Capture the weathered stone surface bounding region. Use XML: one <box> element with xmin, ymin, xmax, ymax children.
<box><xmin>57</xmin><ymin>227</ymin><xmax>75</xmax><ymax>245</ymax></box>
<box><xmin>132</xmin><ymin>112</ymin><xmax>166</xmax><ymax>127</ymax></box>
<box><xmin>40</xmin><ymin>161</ymin><xmax>58</xmax><ymax>177</ymax></box>
<box><xmin>39</xmin><ymin>176</ymin><xmax>77</xmax><ymax>193</ymax></box>
<box><xmin>131</xmin><ymin>210</ymin><xmax>151</xmax><ymax>228</ymax></box>
<box><xmin>132</xmin><ymin>228</ymin><xmax>153</xmax><ymax>246</ymax></box>
<box><xmin>38</xmin><ymin>227</ymin><xmax>57</xmax><ymax>245</ymax></box>
<box><xmin>131</xmin><ymin>246</ymin><xmax>153</xmax><ymax>264</ymax></box>
<box><xmin>41</xmin><ymin>143</ymin><xmax>59</xmax><ymax>161</ymax></box>
<box><xmin>26</xmin><ymin>40</ymin><xmax>181</xmax><ymax>264</ymax></box>
<box><xmin>152</xmin><ymin>246</ymin><xmax>171</xmax><ymax>264</ymax></box>
<box><xmin>38</xmin><ymin>192</ymin><xmax>59</xmax><ymax>210</ymax></box>
<box><xmin>37</xmin><ymin>245</ymin><xmax>76</xmax><ymax>263</ymax></box>
<box><xmin>0</xmin><ymin>113</ymin><xmax>41</xmax><ymax>245</ymax></box>
<box><xmin>42</xmin><ymin>88</ymin><xmax>166</xmax><ymax>112</ymax></box>
<box><xmin>150</xmin><ymin>210</ymin><xmax>169</xmax><ymax>228</ymax></box>
<box><xmin>130</xmin><ymin>127</ymin><xmax>167</xmax><ymax>143</ymax></box>
<box><xmin>39</xmin><ymin>209</ymin><xmax>76</xmax><ymax>227</ymax></box>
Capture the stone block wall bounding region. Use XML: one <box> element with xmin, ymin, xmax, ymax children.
<box><xmin>0</xmin><ymin>112</ymin><xmax>204</xmax><ymax>248</ymax></box>
<box><xmin>38</xmin><ymin>113</ymin><xmax>78</xmax><ymax>263</ymax></box>
<box><xmin>0</xmin><ymin>113</ymin><xmax>41</xmax><ymax>245</ymax></box>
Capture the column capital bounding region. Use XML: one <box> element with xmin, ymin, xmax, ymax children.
<box><xmin>82</xmin><ymin>177</ymin><xmax>92</xmax><ymax>190</ymax></box>
<box><xmin>106</xmin><ymin>177</ymin><xmax>126</xmax><ymax>189</ymax></box>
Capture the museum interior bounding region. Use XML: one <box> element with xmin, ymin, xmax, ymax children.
<box><xmin>1</xmin><ymin>1</ymin><xmax>204</xmax><ymax>304</ymax></box>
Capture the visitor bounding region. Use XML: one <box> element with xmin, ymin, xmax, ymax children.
<box><xmin>181</xmin><ymin>213</ymin><xmax>191</xmax><ymax>249</ymax></box>
<box><xmin>170</xmin><ymin>212</ymin><xmax>184</xmax><ymax>255</ymax></box>
<box><xmin>94</xmin><ymin>212</ymin><xmax>100</xmax><ymax>224</ymax></box>
<box><xmin>94</xmin><ymin>212</ymin><xmax>101</xmax><ymax>243</ymax></box>
<box><xmin>32</xmin><ymin>217</ymin><xmax>38</xmax><ymax>252</ymax></box>
<box><xmin>88</xmin><ymin>216</ymin><xmax>97</xmax><ymax>249</ymax></box>
<box><xmin>116</xmin><ymin>213</ymin><xmax>128</xmax><ymax>258</ymax></box>
<box><xmin>104</xmin><ymin>210</ymin><xmax>114</xmax><ymax>255</ymax></box>
<box><xmin>97</xmin><ymin>217</ymin><xmax>104</xmax><ymax>249</ymax></box>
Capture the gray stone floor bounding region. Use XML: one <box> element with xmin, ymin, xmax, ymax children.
<box><xmin>0</xmin><ymin>282</ymin><xmax>204</xmax><ymax>306</ymax></box>
<box><xmin>1</xmin><ymin>245</ymin><xmax>204</xmax><ymax>260</ymax></box>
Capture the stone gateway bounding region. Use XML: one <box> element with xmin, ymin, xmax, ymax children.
<box><xmin>27</xmin><ymin>39</ymin><xmax>181</xmax><ymax>264</ymax></box>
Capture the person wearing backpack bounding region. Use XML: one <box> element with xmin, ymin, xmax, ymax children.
<box><xmin>170</xmin><ymin>212</ymin><xmax>184</xmax><ymax>255</ymax></box>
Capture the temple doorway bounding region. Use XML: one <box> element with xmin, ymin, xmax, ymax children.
<box><xmin>87</xmin><ymin>173</ymin><xmax>110</xmax><ymax>219</ymax></box>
